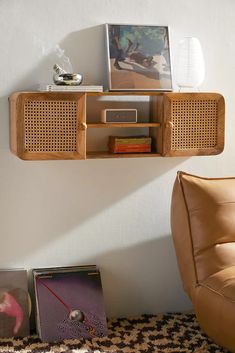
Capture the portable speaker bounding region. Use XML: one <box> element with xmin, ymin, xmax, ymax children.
<box><xmin>101</xmin><ymin>109</ymin><xmax>137</xmax><ymax>123</ymax></box>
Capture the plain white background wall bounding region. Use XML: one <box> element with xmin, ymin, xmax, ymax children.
<box><xmin>0</xmin><ymin>0</ymin><xmax>235</xmax><ymax>317</ymax></box>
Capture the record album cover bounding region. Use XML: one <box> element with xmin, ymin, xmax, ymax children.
<box><xmin>0</xmin><ymin>269</ymin><xmax>30</xmax><ymax>338</ymax></box>
<box><xmin>33</xmin><ymin>266</ymin><xmax>107</xmax><ymax>342</ymax></box>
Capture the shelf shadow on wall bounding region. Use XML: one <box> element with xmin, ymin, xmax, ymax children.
<box><xmin>93</xmin><ymin>236</ymin><xmax>192</xmax><ymax>317</ymax></box>
<box><xmin>0</xmin><ymin>154</ymin><xmax>188</xmax><ymax>264</ymax></box>
<box><xmin>58</xmin><ymin>26</ymin><xmax>107</xmax><ymax>87</ymax></box>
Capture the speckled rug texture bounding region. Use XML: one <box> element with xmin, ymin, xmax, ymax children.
<box><xmin>0</xmin><ymin>313</ymin><xmax>229</xmax><ymax>353</ymax></box>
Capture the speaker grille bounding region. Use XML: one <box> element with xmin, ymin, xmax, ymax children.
<box><xmin>171</xmin><ymin>99</ymin><xmax>218</xmax><ymax>150</ymax></box>
<box><xmin>24</xmin><ymin>100</ymin><xmax>78</xmax><ymax>152</ymax></box>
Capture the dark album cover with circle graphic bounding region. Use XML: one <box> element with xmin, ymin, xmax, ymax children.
<box><xmin>33</xmin><ymin>266</ymin><xmax>107</xmax><ymax>342</ymax></box>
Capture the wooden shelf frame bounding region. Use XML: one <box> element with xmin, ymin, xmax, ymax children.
<box><xmin>9</xmin><ymin>91</ymin><xmax>225</xmax><ymax>160</ymax></box>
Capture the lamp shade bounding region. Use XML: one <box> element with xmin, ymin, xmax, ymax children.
<box><xmin>175</xmin><ymin>37</ymin><xmax>205</xmax><ymax>90</ymax></box>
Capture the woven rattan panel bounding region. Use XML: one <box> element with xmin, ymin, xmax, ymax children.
<box><xmin>171</xmin><ymin>99</ymin><xmax>218</xmax><ymax>150</ymax></box>
<box><xmin>24</xmin><ymin>100</ymin><xmax>78</xmax><ymax>152</ymax></box>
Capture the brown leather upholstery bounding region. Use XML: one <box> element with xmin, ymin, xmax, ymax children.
<box><xmin>171</xmin><ymin>171</ymin><xmax>235</xmax><ymax>352</ymax></box>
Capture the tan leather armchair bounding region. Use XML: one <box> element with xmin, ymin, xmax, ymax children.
<box><xmin>171</xmin><ymin>171</ymin><xmax>235</xmax><ymax>352</ymax></box>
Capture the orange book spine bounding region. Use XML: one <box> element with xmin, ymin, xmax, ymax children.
<box><xmin>114</xmin><ymin>144</ymin><xmax>151</xmax><ymax>153</ymax></box>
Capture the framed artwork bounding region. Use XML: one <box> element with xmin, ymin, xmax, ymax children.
<box><xmin>105</xmin><ymin>24</ymin><xmax>172</xmax><ymax>91</ymax></box>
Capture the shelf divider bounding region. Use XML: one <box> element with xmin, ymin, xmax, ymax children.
<box><xmin>87</xmin><ymin>122</ymin><xmax>161</xmax><ymax>128</ymax></box>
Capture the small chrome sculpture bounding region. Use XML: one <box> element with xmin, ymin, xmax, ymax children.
<box><xmin>53</xmin><ymin>64</ymin><xmax>83</xmax><ymax>86</ymax></box>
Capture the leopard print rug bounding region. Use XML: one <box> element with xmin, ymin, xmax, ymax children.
<box><xmin>0</xmin><ymin>313</ymin><xmax>229</xmax><ymax>353</ymax></box>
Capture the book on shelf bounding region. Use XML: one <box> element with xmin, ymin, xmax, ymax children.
<box><xmin>33</xmin><ymin>265</ymin><xmax>108</xmax><ymax>342</ymax></box>
<box><xmin>38</xmin><ymin>84</ymin><xmax>103</xmax><ymax>92</ymax></box>
<box><xmin>0</xmin><ymin>269</ymin><xmax>30</xmax><ymax>338</ymax></box>
<box><xmin>109</xmin><ymin>136</ymin><xmax>152</xmax><ymax>153</ymax></box>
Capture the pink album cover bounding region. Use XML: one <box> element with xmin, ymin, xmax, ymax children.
<box><xmin>0</xmin><ymin>269</ymin><xmax>30</xmax><ymax>338</ymax></box>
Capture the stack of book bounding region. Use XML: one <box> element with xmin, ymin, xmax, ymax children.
<box><xmin>109</xmin><ymin>136</ymin><xmax>152</xmax><ymax>153</ymax></box>
<box><xmin>38</xmin><ymin>84</ymin><xmax>103</xmax><ymax>92</ymax></box>
<box><xmin>33</xmin><ymin>265</ymin><xmax>107</xmax><ymax>342</ymax></box>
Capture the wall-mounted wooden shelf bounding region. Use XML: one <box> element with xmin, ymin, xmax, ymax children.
<box><xmin>9</xmin><ymin>91</ymin><xmax>225</xmax><ymax>160</ymax></box>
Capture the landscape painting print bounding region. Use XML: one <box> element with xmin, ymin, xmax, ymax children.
<box><xmin>0</xmin><ymin>269</ymin><xmax>29</xmax><ymax>338</ymax></box>
<box><xmin>34</xmin><ymin>266</ymin><xmax>108</xmax><ymax>342</ymax></box>
<box><xmin>106</xmin><ymin>24</ymin><xmax>172</xmax><ymax>91</ymax></box>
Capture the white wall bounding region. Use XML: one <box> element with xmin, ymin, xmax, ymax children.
<box><xmin>0</xmin><ymin>0</ymin><xmax>235</xmax><ymax>318</ymax></box>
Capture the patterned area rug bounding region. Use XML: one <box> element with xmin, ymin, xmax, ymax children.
<box><xmin>0</xmin><ymin>313</ymin><xmax>229</xmax><ymax>353</ymax></box>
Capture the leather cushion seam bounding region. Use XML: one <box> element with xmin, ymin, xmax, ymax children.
<box><xmin>199</xmin><ymin>283</ymin><xmax>235</xmax><ymax>303</ymax></box>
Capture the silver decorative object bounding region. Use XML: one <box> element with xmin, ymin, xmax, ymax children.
<box><xmin>53</xmin><ymin>64</ymin><xmax>83</xmax><ymax>86</ymax></box>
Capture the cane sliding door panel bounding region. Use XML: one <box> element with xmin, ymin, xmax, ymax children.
<box><xmin>10</xmin><ymin>92</ymin><xmax>86</xmax><ymax>160</ymax></box>
<box><xmin>162</xmin><ymin>93</ymin><xmax>225</xmax><ymax>157</ymax></box>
